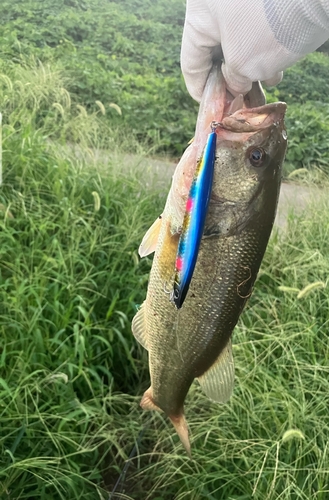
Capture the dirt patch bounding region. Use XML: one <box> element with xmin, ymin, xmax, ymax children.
<box><xmin>136</xmin><ymin>155</ymin><xmax>327</xmax><ymax>229</ymax></box>
<box><xmin>275</xmin><ymin>182</ymin><xmax>326</xmax><ymax>230</ymax></box>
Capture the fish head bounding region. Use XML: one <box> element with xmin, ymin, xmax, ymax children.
<box><xmin>189</xmin><ymin>65</ymin><xmax>287</xmax><ymax>206</ymax></box>
<box><xmin>211</xmin><ymin>99</ymin><xmax>287</xmax><ymax>213</ymax></box>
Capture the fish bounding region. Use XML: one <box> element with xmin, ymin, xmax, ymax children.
<box><xmin>133</xmin><ymin>65</ymin><xmax>287</xmax><ymax>456</ymax></box>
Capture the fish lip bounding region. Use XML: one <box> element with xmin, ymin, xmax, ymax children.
<box><xmin>219</xmin><ymin>101</ymin><xmax>287</xmax><ymax>133</ymax></box>
<box><xmin>221</xmin><ymin>76</ymin><xmax>286</xmax><ymax>133</ymax></box>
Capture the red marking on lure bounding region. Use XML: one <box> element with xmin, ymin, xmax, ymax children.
<box><xmin>171</xmin><ymin>128</ymin><xmax>217</xmax><ymax>309</ymax></box>
<box><xmin>186</xmin><ymin>198</ymin><xmax>193</xmax><ymax>212</ymax></box>
<box><xmin>175</xmin><ymin>257</ymin><xmax>183</xmax><ymax>271</ymax></box>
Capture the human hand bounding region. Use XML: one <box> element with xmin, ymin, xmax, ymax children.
<box><xmin>181</xmin><ymin>0</ymin><xmax>329</xmax><ymax>101</ymax></box>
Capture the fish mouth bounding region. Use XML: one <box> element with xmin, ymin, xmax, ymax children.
<box><xmin>221</xmin><ymin>87</ymin><xmax>286</xmax><ymax>133</ymax></box>
<box><xmin>194</xmin><ymin>65</ymin><xmax>286</xmax><ymax>148</ymax></box>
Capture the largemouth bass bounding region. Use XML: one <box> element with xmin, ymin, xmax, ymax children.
<box><xmin>133</xmin><ymin>66</ymin><xmax>287</xmax><ymax>456</ymax></box>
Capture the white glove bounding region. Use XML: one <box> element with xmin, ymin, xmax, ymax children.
<box><xmin>181</xmin><ymin>0</ymin><xmax>329</xmax><ymax>101</ymax></box>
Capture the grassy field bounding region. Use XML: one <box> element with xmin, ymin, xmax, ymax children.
<box><xmin>0</xmin><ymin>61</ymin><xmax>328</xmax><ymax>499</ymax></box>
<box><xmin>0</xmin><ymin>62</ymin><xmax>162</xmax><ymax>499</ymax></box>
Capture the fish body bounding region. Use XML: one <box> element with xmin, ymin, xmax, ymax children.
<box><xmin>133</xmin><ymin>66</ymin><xmax>287</xmax><ymax>455</ymax></box>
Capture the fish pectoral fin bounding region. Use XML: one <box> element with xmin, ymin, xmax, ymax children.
<box><xmin>132</xmin><ymin>301</ymin><xmax>149</xmax><ymax>350</ymax></box>
<box><xmin>138</xmin><ymin>215</ymin><xmax>163</xmax><ymax>257</ymax></box>
<box><xmin>197</xmin><ymin>339</ymin><xmax>235</xmax><ymax>403</ymax></box>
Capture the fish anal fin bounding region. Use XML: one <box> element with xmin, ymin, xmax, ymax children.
<box><xmin>132</xmin><ymin>301</ymin><xmax>148</xmax><ymax>350</ymax></box>
<box><xmin>198</xmin><ymin>339</ymin><xmax>235</xmax><ymax>403</ymax></box>
<box><xmin>169</xmin><ymin>413</ymin><xmax>191</xmax><ymax>458</ymax></box>
<box><xmin>139</xmin><ymin>215</ymin><xmax>163</xmax><ymax>257</ymax></box>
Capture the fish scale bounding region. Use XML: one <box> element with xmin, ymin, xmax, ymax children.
<box><xmin>147</xmin><ymin>213</ymin><xmax>273</xmax><ymax>411</ymax></box>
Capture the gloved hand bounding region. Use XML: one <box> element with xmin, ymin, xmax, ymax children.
<box><xmin>181</xmin><ymin>0</ymin><xmax>329</xmax><ymax>101</ymax></box>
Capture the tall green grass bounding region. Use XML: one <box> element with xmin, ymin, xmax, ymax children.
<box><xmin>0</xmin><ymin>60</ymin><xmax>164</xmax><ymax>498</ymax></box>
<box><xmin>0</xmin><ymin>59</ymin><xmax>328</xmax><ymax>499</ymax></box>
<box><xmin>115</xmin><ymin>201</ymin><xmax>329</xmax><ymax>500</ymax></box>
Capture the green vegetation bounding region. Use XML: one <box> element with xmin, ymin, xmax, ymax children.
<box><xmin>0</xmin><ymin>1</ymin><xmax>328</xmax><ymax>498</ymax></box>
<box><xmin>110</xmin><ymin>198</ymin><xmax>329</xmax><ymax>500</ymax></box>
<box><xmin>1</xmin><ymin>0</ymin><xmax>329</xmax><ymax>170</ymax></box>
<box><xmin>0</xmin><ymin>62</ymin><xmax>161</xmax><ymax>498</ymax></box>
<box><xmin>266</xmin><ymin>52</ymin><xmax>329</xmax><ymax>174</ymax></box>
<box><xmin>0</xmin><ymin>0</ymin><xmax>193</xmax><ymax>153</ymax></box>
<box><xmin>0</xmin><ymin>58</ymin><xmax>328</xmax><ymax>499</ymax></box>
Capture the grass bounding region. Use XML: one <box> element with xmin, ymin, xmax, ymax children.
<box><xmin>114</xmin><ymin>200</ymin><xmax>329</xmax><ymax>500</ymax></box>
<box><xmin>0</xmin><ymin>59</ymin><xmax>328</xmax><ymax>499</ymax></box>
<box><xmin>0</xmin><ymin>61</ymin><xmax>164</xmax><ymax>498</ymax></box>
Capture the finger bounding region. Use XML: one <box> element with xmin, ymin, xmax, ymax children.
<box><xmin>264</xmin><ymin>71</ymin><xmax>283</xmax><ymax>87</ymax></box>
<box><xmin>221</xmin><ymin>62</ymin><xmax>253</xmax><ymax>95</ymax></box>
<box><xmin>181</xmin><ymin>1</ymin><xmax>220</xmax><ymax>102</ymax></box>
<box><xmin>181</xmin><ymin>33</ymin><xmax>214</xmax><ymax>102</ymax></box>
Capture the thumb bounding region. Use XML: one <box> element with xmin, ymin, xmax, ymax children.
<box><xmin>264</xmin><ymin>71</ymin><xmax>283</xmax><ymax>87</ymax></box>
<box><xmin>221</xmin><ymin>62</ymin><xmax>253</xmax><ymax>95</ymax></box>
<box><xmin>181</xmin><ymin>1</ymin><xmax>221</xmax><ymax>102</ymax></box>
<box><xmin>180</xmin><ymin>31</ymin><xmax>214</xmax><ymax>103</ymax></box>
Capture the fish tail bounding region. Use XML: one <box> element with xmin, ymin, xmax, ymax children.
<box><xmin>141</xmin><ymin>388</ymin><xmax>191</xmax><ymax>457</ymax></box>
<box><xmin>169</xmin><ymin>413</ymin><xmax>191</xmax><ymax>458</ymax></box>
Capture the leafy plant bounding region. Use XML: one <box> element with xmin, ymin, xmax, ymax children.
<box><xmin>267</xmin><ymin>51</ymin><xmax>329</xmax><ymax>104</ymax></box>
<box><xmin>283</xmin><ymin>102</ymin><xmax>329</xmax><ymax>173</ymax></box>
<box><xmin>1</xmin><ymin>0</ymin><xmax>329</xmax><ymax>170</ymax></box>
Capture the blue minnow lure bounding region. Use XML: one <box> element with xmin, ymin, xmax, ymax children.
<box><xmin>171</xmin><ymin>124</ymin><xmax>218</xmax><ymax>309</ymax></box>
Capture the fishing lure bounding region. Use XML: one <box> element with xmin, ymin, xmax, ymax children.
<box><xmin>171</xmin><ymin>123</ymin><xmax>218</xmax><ymax>309</ymax></box>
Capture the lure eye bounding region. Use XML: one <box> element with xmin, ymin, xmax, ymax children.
<box><xmin>249</xmin><ymin>147</ymin><xmax>266</xmax><ymax>167</ymax></box>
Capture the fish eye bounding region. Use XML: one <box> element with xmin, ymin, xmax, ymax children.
<box><xmin>249</xmin><ymin>147</ymin><xmax>266</xmax><ymax>167</ymax></box>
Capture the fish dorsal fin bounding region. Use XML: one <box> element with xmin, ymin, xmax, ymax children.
<box><xmin>138</xmin><ymin>215</ymin><xmax>163</xmax><ymax>257</ymax></box>
<box><xmin>197</xmin><ymin>339</ymin><xmax>234</xmax><ymax>403</ymax></box>
<box><xmin>132</xmin><ymin>301</ymin><xmax>148</xmax><ymax>350</ymax></box>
